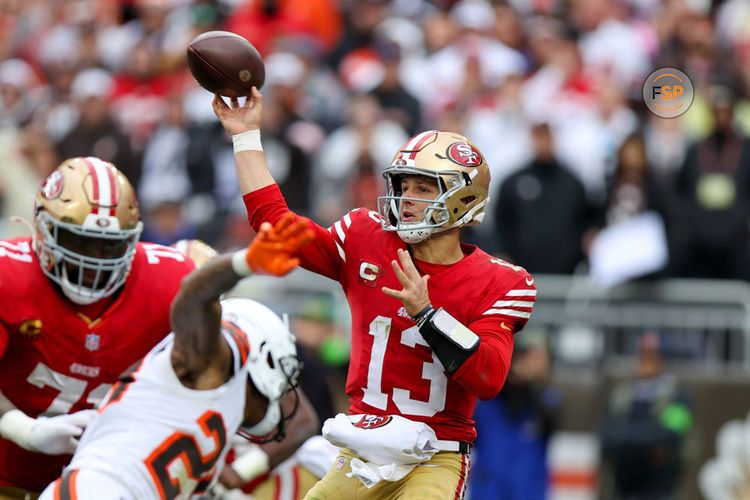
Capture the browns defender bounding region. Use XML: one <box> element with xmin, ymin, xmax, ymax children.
<box><xmin>39</xmin><ymin>213</ymin><xmax>314</xmax><ymax>500</ymax></box>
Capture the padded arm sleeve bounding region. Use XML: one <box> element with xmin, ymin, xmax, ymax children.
<box><xmin>415</xmin><ymin>306</ymin><xmax>480</xmax><ymax>375</ymax></box>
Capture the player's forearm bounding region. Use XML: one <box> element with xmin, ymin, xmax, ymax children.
<box><xmin>262</xmin><ymin>391</ymin><xmax>319</xmax><ymax>470</ymax></box>
<box><xmin>453</xmin><ymin>341</ymin><xmax>512</xmax><ymax>401</ymax></box>
<box><xmin>234</xmin><ymin>149</ymin><xmax>276</xmax><ymax>195</ymax></box>
<box><xmin>170</xmin><ymin>254</ymin><xmax>244</xmax><ymax>356</ymax></box>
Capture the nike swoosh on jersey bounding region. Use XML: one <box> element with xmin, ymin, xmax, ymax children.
<box><xmin>501</xmin><ymin>322</ymin><xmax>512</xmax><ymax>331</ymax></box>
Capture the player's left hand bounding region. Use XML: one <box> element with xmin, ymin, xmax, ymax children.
<box><xmin>382</xmin><ymin>248</ymin><xmax>431</xmax><ymax>317</ymax></box>
<box><xmin>245</xmin><ymin>212</ymin><xmax>314</xmax><ymax>276</ymax></box>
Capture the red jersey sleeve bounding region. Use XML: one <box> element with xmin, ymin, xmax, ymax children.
<box><xmin>242</xmin><ymin>184</ymin><xmax>348</xmax><ymax>281</ymax></box>
<box><xmin>452</xmin><ymin>273</ymin><xmax>537</xmax><ymax>400</ymax></box>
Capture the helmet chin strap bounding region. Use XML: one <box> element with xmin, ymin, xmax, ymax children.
<box><xmin>59</xmin><ymin>266</ymin><xmax>101</xmax><ymax>305</ymax></box>
<box><xmin>396</xmin><ymin>229</ymin><xmax>431</xmax><ymax>244</ymax></box>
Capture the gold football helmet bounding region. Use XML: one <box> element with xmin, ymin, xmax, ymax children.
<box><xmin>170</xmin><ymin>239</ymin><xmax>218</xmax><ymax>268</ymax></box>
<box><xmin>34</xmin><ymin>157</ymin><xmax>143</xmax><ymax>304</ymax></box>
<box><xmin>377</xmin><ymin>130</ymin><xmax>491</xmax><ymax>243</ymax></box>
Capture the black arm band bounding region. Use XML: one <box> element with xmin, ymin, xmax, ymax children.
<box><xmin>412</xmin><ymin>304</ymin><xmax>436</xmax><ymax>328</ymax></box>
<box><xmin>417</xmin><ymin>307</ymin><xmax>480</xmax><ymax>375</ymax></box>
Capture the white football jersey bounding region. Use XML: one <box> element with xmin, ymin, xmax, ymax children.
<box><xmin>66</xmin><ymin>329</ymin><xmax>251</xmax><ymax>500</ymax></box>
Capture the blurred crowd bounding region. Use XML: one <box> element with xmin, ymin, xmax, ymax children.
<box><xmin>2</xmin><ymin>0</ymin><xmax>750</xmax><ymax>281</ymax></box>
<box><xmin>2</xmin><ymin>1</ymin><xmax>746</xmax><ymax>498</ymax></box>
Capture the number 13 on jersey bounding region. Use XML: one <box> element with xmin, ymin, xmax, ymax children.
<box><xmin>362</xmin><ymin>316</ymin><xmax>447</xmax><ymax>417</ymax></box>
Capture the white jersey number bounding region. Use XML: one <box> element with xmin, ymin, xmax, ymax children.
<box><xmin>26</xmin><ymin>362</ymin><xmax>112</xmax><ymax>415</ymax></box>
<box><xmin>0</xmin><ymin>240</ymin><xmax>33</xmax><ymax>263</ymax></box>
<box><xmin>143</xmin><ymin>243</ymin><xmax>186</xmax><ymax>264</ymax></box>
<box><xmin>362</xmin><ymin>316</ymin><xmax>447</xmax><ymax>417</ymax></box>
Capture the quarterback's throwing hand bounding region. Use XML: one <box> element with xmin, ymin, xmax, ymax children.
<box><xmin>211</xmin><ymin>87</ymin><xmax>263</xmax><ymax>136</ymax></box>
<box><xmin>382</xmin><ymin>248</ymin><xmax>431</xmax><ymax>317</ymax></box>
<box><xmin>244</xmin><ymin>212</ymin><xmax>314</xmax><ymax>276</ymax></box>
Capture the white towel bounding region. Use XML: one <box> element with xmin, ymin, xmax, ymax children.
<box><xmin>294</xmin><ymin>435</ymin><xmax>341</xmax><ymax>479</ymax></box>
<box><xmin>348</xmin><ymin>458</ymin><xmax>418</xmax><ymax>488</ymax></box>
<box><xmin>322</xmin><ymin>413</ymin><xmax>439</xmax><ymax>488</ymax></box>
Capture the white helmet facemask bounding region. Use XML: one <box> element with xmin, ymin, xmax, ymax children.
<box><xmin>36</xmin><ymin>211</ymin><xmax>143</xmax><ymax>305</ymax></box>
<box><xmin>240</xmin><ymin>393</ymin><xmax>282</xmax><ymax>438</ymax></box>
<box><xmin>220</xmin><ymin>298</ymin><xmax>302</xmax><ymax>444</ymax></box>
<box><xmin>377</xmin><ymin>166</ymin><xmax>471</xmax><ymax>243</ymax></box>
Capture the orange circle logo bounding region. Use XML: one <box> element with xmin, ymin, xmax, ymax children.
<box><xmin>642</xmin><ymin>68</ymin><xmax>693</xmax><ymax>118</ymax></box>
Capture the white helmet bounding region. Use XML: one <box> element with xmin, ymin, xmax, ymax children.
<box><xmin>220</xmin><ymin>298</ymin><xmax>301</xmax><ymax>443</ymax></box>
<box><xmin>377</xmin><ymin>130</ymin><xmax>491</xmax><ymax>243</ymax></box>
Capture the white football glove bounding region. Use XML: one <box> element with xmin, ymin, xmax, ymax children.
<box><xmin>0</xmin><ymin>409</ymin><xmax>97</xmax><ymax>455</ymax></box>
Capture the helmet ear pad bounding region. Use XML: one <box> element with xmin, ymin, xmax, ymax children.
<box><xmin>443</xmin><ymin>182</ymin><xmax>488</xmax><ymax>226</ymax></box>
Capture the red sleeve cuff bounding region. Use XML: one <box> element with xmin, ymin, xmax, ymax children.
<box><xmin>242</xmin><ymin>184</ymin><xmax>290</xmax><ymax>231</ymax></box>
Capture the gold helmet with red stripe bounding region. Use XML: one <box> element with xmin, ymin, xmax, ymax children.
<box><xmin>377</xmin><ymin>130</ymin><xmax>491</xmax><ymax>243</ymax></box>
<box><xmin>34</xmin><ymin>157</ymin><xmax>143</xmax><ymax>304</ymax></box>
<box><xmin>170</xmin><ymin>239</ymin><xmax>218</xmax><ymax>268</ymax></box>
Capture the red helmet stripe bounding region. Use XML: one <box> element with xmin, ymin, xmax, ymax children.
<box><xmin>85</xmin><ymin>157</ymin><xmax>117</xmax><ymax>217</ymax></box>
<box><xmin>402</xmin><ymin>130</ymin><xmax>436</xmax><ymax>160</ymax></box>
<box><xmin>82</xmin><ymin>157</ymin><xmax>101</xmax><ymax>215</ymax></box>
<box><xmin>105</xmin><ymin>163</ymin><xmax>118</xmax><ymax>216</ymax></box>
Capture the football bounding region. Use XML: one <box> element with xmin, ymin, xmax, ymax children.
<box><xmin>187</xmin><ymin>31</ymin><xmax>265</xmax><ymax>97</ymax></box>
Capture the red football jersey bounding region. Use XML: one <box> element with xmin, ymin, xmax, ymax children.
<box><xmin>243</xmin><ymin>185</ymin><xmax>536</xmax><ymax>443</ymax></box>
<box><xmin>0</xmin><ymin>237</ymin><xmax>195</xmax><ymax>491</ymax></box>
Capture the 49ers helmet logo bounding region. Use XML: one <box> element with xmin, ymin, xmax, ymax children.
<box><xmin>353</xmin><ymin>415</ymin><xmax>392</xmax><ymax>429</ymax></box>
<box><xmin>447</xmin><ymin>142</ymin><xmax>481</xmax><ymax>167</ymax></box>
<box><xmin>40</xmin><ymin>170</ymin><xmax>64</xmax><ymax>199</ymax></box>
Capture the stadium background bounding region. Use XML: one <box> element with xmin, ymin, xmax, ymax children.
<box><xmin>2</xmin><ymin>0</ymin><xmax>750</xmax><ymax>498</ymax></box>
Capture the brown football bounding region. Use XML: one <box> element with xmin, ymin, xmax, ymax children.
<box><xmin>187</xmin><ymin>31</ymin><xmax>265</xmax><ymax>97</ymax></box>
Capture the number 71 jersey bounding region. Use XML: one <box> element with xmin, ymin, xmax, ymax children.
<box><xmin>323</xmin><ymin>209</ymin><xmax>536</xmax><ymax>443</ymax></box>
<box><xmin>0</xmin><ymin>237</ymin><xmax>195</xmax><ymax>492</ymax></box>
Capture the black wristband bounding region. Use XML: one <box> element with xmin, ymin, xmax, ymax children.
<box><xmin>412</xmin><ymin>304</ymin><xmax>436</xmax><ymax>328</ymax></box>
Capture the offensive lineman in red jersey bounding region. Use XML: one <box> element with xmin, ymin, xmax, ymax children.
<box><xmin>213</xmin><ymin>88</ymin><xmax>537</xmax><ymax>500</ymax></box>
<box><xmin>0</xmin><ymin>157</ymin><xmax>196</xmax><ymax>498</ymax></box>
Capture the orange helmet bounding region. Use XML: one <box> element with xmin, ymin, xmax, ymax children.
<box><xmin>34</xmin><ymin>157</ymin><xmax>143</xmax><ymax>304</ymax></box>
<box><xmin>377</xmin><ymin>130</ymin><xmax>491</xmax><ymax>243</ymax></box>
